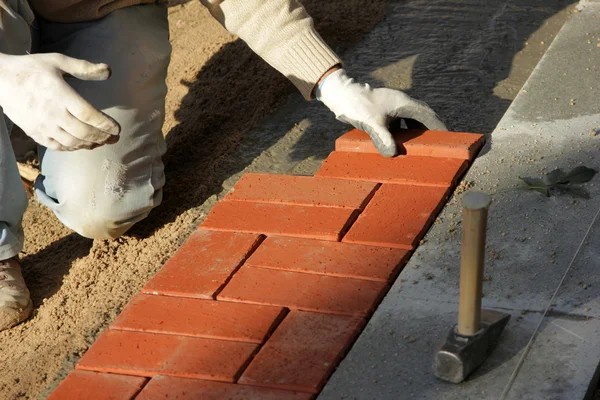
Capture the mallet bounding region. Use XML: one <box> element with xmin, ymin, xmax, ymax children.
<box><xmin>434</xmin><ymin>191</ymin><xmax>510</xmax><ymax>383</ymax></box>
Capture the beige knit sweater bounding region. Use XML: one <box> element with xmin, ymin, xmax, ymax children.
<box><xmin>30</xmin><ymin>0</ymin><xmax>341</xmax><ymax>99</ymax></box>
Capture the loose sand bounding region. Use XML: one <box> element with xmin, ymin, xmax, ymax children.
<box><xmin>1</xmin><ymin>1</ymin><xmax>573</xmax><ymax>398</ymax></box>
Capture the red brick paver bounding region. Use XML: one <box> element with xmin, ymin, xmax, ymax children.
<box><xmin>76</xmin><ymin>330</ymin><xmax>257</xmax><ymax>381</ymax></box>
<box><xmin>136</xmin><ymin>376</ymin><xmax>312</xmax><ymax>400</ymax></box>
<box><xmin>246</xmin><ymin>236</ymin><xmax>410</xmax><ymax>281</ymax></box>
<box><xmin>343</xmin><ymin>184</ymin><xmax>450</xmax><ymax>249</ymax></box>
<box><xmin>335</xmin><ymin>128</ymin><xmax>484</xmax><ymax>159</ymax></box>
<box><xmin>142</xmin><ymin>230</ymin><xmax>262</xmax><ymax>299</ymax></box>
<box><xmin>217</xmin><ymin>267</ymin><xmax>386</xmax><ymax>316</ymax></box>
<box><xmin>49</xmin><ymin>128</ymin><xmax>482</xmax><ymax>399</ymax></box>
<box><xmin>201</xmin><ymin>201</ymin><xmax>359</xmax><ymax>241</ymax></box>
<box><xmin>239</xmin><ymin>310</ymin><xmax>364</xmax><ymax>393</ymax></box>
<box><xmin>111</xmin><ymin>294</ymin><xmax>286</xmax><ymax>343</ymax></box>
<box><xmin>315</xmin><ymin>151</ymin><xmax>467</xmax><ymax>187</ymax></box>
<box><xmin>47</xmin><ymin>370</ymin><xmax>147</xmax><ymax>400</ymax></box>
<box><xmin>224</xmin><ymin>173</ymin><xmax>379</xmax><ymax>209</ymax></box>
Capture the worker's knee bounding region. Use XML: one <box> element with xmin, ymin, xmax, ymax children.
<box><xmin>68</xmin><ymin>204</ymin><xmax>151</xmax><ymax>240</ymax></box>
<box><xmin>62</xmin><ymin>193</ymin><xmax>157</xmax><ymax>240</ymax></box>
<box><xmin>35</xmin><ymin>175</ymin><xmax>162</xmax><ymax>240</ymax></box>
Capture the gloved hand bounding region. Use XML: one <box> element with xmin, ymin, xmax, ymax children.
<box><xmin>0</xmin><ymin>53</ymin><xmax>120</xmax><ymax>151</ymax></box>
<box><xmin>317</xmin><ymin>68</ymin><xmax>447</xmax><ymax>158</ymax></box>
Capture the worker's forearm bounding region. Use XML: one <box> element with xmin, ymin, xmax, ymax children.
<box><xmin>200</xmin><ymin>0</ymin><xmax>341</xmax><ymax>100</ymax></box>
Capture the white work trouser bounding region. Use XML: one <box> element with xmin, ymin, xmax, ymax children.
<box><xmin>0</xmin><ymin>0</ymin><xmax>171</xmax><ymax>260</ymax></box>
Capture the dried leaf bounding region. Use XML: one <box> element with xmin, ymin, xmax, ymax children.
<box><xmin>519</xmin><ymin>177</ymin><xmax>550</xmax><ymax>197</ymax></box>
<box><xmin>545</xmin><ymin>168</ymin><xmax>566</xmax><ymax>185</ymax></box>
<box><xmin>562</xmin><ymin>166</ymin><xmax>597</xmax><ymax>184</ymax></box>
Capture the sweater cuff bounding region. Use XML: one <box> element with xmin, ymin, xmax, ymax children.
<box><xmin>281</xmin><ymin>29</ymin><xmax>342</xmax><ymax>100</ymax></box>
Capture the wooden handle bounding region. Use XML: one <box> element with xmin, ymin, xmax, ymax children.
<box><xmin>457</xmin><ymin>191</ymin><xmax>491</xmax><ymax>336</ymax></box>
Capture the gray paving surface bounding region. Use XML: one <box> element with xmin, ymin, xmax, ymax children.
<box><xmin>319</xmin><ymin>2</ymin><xmax>600</xmax><ymax>399</ymax></box>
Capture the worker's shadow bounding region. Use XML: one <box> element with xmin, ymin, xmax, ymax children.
<box><xmin>133</xmin><ymin>0</ymin><xmax>572</xmax><ymax>239</ymax></box>
<box><xmin>21</xmin><ymin>233</ymin><xmax>93</xmax><ymax>307</ymax></box>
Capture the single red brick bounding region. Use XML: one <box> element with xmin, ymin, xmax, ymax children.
<box><xmin>142</xmin><ymin>230</ymin><xmax>262</xmax><ymax>299</ymax></box>
<box><xmin>200</xmin><ymin>201</ymin><xmax>358</xmax><ymax>241</ymax></box>
<box><xmin>136</xmin><ymin>376</ymin><xmax>312</xmax><ymax>400</ymax></box>
<box><xmin>224</xmin><ymin>173</ymin><xmax>378</xmax><ymax>209</ymax></box>
<box><xmin>315</xmin><ymin>152</ymin><xmax>467</xmax><ymax>187</ymax></box>
<box><xmin>246</xmin><ymin>236</ymin><xmax>409</xmax><ymax>281</ymax></box>
<box><xmin>217</xmin><ymin>267</ymin><xmax>386</xmax><ymax>316</ymax></box>
<box><xmin>343</xmin><ymin>184</ymin><xmax>450</xmax><ymax>249</ymax></box>
<box><xmin>111</xmin><ymin>294</ymin><xmax>286</xmax><ymax>344</ymax></box>
<box><xmin>239</xmin><ymin>311</ymin><xmax>364</xmax><ymax>393</ymax></box>
<box><xmin>76</xmin><ymin>330</ymin><xmax>257</xmax><ymax>382</ymax></box>
<box><xmin>47</xmin><ymin>370</ymin><xmax>147</xmax><ymax>400</ymax></box>
<box><xmin>335</xmin><ymin>128</ymin><xmax>485</xmax><ymax>160</ymax></box>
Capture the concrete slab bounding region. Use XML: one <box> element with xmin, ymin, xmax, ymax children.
<box><xmin>318</xmin><ymin>301</ymin><xmax>600</xmax><ymax>400</ymax></box>
<box><xmin>552</xmin><ymin>213</ymin><xmax>600</xmax><ymax>318</ymax></box>
<box><xmin>320</xmin><ymin>1</ymin><xmax>600</xmax><ymax>399</ymax></box>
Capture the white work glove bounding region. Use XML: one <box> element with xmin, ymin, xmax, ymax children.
<box><xmin>317</xmin><ymin>69</ymin><xmax>447</xmax><ymax>157</ymax></box>
<box><xmin>0</xmin><ymin>53</ymin><xmax>120</xmax><ymax>151</ymax></box>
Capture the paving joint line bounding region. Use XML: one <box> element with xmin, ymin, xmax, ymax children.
<box><xmin>210</xmin><ymin>234</ymin><xmax>266</xmax><ymax>299</ymax></box>
<box><xmin>499</xmin><ymin>201</ymin><xmax>600</xmax><ymax>399</ymax></box>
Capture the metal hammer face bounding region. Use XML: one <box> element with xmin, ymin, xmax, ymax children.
<box><xmin>435</xmin><ymin>309</ymin><xmax>510</xmax><ymax>383</ymax></box>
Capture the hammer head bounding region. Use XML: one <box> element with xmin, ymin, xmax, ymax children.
<box><xmin>434</xmin><ymin>309</ymin><xmax>510</xmax><ymax>383</ymax></box>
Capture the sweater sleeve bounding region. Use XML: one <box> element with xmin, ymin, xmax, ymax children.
<box><xmin>200</xmin><ymin>0</ymin><xmax>342</xmax><ymax>99</ymax></box>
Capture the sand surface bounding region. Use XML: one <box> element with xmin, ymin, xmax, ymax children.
<box><xmin>1</xmin><ymin>1</ymin><xmax>574</xmax><ymax>398</ymax></box>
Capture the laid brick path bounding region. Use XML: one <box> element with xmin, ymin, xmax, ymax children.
<box><xmin>48</xmin><ymin>129</ymin><xmax>483</xmax><ymax>399</ymax></box>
